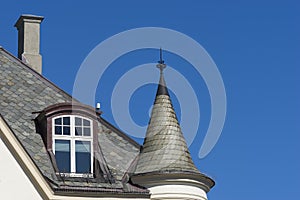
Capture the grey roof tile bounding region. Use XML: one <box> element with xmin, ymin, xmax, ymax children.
<box><xmin>98</xmin><ymin>118</ymin><xmax>140</xmax><ymax>181</ymax></box>
<box><xmin>132</xmin><ymin>65</ymin><xmax>214</xmax><ymax>189</ymax></box>
<box><xmin>134</xmin><ymin>70</ymin><xmax>200</xmax><ymax>174</ymax></box>
<box><xmin>0</xmin><ymin>48</ymin><xmax>147</xmax><ymax>195</ymax></box>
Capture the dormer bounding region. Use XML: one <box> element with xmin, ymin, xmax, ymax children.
<box><xmin>34</xmin><ymin>103</ymin><xmax>113</xmax><ymax>181</ymax></box>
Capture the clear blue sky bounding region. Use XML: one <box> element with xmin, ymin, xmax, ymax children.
<box><xmin>1</xmin><ymin>1</ymin><xmax>299</xmax><ymax>199</ymax></box>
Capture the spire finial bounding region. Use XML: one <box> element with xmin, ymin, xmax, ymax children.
<box><xmin>157</xmin><ymin>48</ymin><xmax>166</xmax><ymax>72</ymax></box>
<box><xmin>159</xmin><ymin>48</ymin><xmax>164</xmax><ymax>64</ymax></box>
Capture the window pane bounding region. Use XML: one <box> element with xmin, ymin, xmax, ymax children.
<box><xmin>55</xmin><ymin>118</ymin><xmax>62</xmax><ymax>125</ymax></box>
<box><xmin>75</xmin><ymin>117</ymin><xmax>82</xmax><ymax>126</ymax></box>
<box><xmin>75</xmin><ymin>141</ymin><xmax>91</xmax><ymax>173</ymax></box>
<box><xmin>55</xmin><ymin>140</ymin><xmax>70</xmax><ymax>173</ymax></box>
<box><xmin>63</xmin><ymin>126</ymin><xmax>70</xmax><ymax>135</ymax></box>
<box><xmin>55</xmin><ymin>126</ymin><xmax>62</xmax><ymax>135</ymax></box>
<box><xmin>75</xmin><ymin>127</ymin><xmax>82</xmax><ymax>136</ymax></box>
<box><xmin>83</xmin><ymin>119</ymin><xmax>90</xmax><ymax>126</ymax></box>
<box><xmin>63</xmin><ymin>117</ymin><xmax>70</xmax><ymax>125</ymax></box>
<box><xmin>83</xmin><ymin>127</ymin><xmax>91</xmax><ymax>136</ymax></box>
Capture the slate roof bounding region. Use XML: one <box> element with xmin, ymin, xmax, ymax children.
<box><xmin>0</xmin><ymin>47</ymin><xmax>149</xmax><ymax>196</ymax></box>
<box><xmin>134</xmin><ymin>64</ymin><xmax>199</xmax><ymax>174</ymax></box>
<box><xmin>133</xmin><ymin>62</ymin><xmax>214</xmax><ymax>190</ymax></box>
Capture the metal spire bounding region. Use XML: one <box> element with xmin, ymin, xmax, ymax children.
<box><xmin>156</xmin><ymin>48</ymin><xmax>168</xmax><ymax>96</ymax></box>
<box><xmin>158</xmin><ymin>48</ymin><xmax>164</xmax><ymax>64</ymax></box>
<box><xmin>157</xmin><ymin>48</ymin><xmax>166</xmax><ymax>73</ymax></box>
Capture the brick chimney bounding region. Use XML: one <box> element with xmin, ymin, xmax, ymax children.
<box><xmin>14</xmin><ymin>14</ymin><xmax>44</xmax><ymax>74</ymax></box>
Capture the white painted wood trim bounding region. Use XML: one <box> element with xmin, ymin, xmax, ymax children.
<box><xmin>0</xmin><ymin>116</ymin><xmax>54</xmax><ymax>199</ymax></box>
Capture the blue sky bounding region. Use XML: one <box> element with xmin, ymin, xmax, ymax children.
<box><xmin>1</xmin><ymin>1</ymin><xmax>299</xmax><ymax>199</ymax></box>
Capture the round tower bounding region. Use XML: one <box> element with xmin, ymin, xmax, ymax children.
<box><xmin>131</xmin><ymin>49</ymin><xmax>214</xmax><ymax>200</ymax></box>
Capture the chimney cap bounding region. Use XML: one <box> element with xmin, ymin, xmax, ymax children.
<box><xmin>14</xmin><ymin>14</ymin><xmax>44</xmax><ymax>28</ymax></box>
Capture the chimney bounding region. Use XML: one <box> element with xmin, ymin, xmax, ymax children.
<box><xmin>14</xmin><ymin>14</ymin><xmax>44</xmax><ymax>74</ymax></box>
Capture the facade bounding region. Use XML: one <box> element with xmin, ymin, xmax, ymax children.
<box><xmin>0</xmin><ymin>15</ymin><xmax>214</xmax><ymax>200</ymax></box>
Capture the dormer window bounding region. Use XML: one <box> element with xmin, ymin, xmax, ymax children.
<box><xmin>34</xmin><ymin>103</ymin><xmax>113</xmax><ymax>180</ymax></box>
<box><xmin>53</xmin><ymin>115</ymin><xmax>93</xmax><ymax>174</ymax></box>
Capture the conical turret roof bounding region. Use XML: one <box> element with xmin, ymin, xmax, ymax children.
<box><xmin>134</xmin><ymin>54</ymin><xmax>199</xmax><ymax>175</ymax></box>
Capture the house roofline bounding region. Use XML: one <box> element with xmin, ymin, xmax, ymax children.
<box><xmin>0</xmin><ymin>46</ymin><xmax>141</xmax><ymax>149</ymax></box>
<box><xmin>0</xmin><ymin>47</ymin><xmax>74</xmax><ymax>102</ymax></box>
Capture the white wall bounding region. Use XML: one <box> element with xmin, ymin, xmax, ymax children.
<box><xmin>0</xmin><ymin>137</ymin><xmax>42</xmax><ymax>200</ymax></box>
<box><xmin>148</xmin><ymin>184</ymin><xmax>208</xmax><ymax>200</ymax></box>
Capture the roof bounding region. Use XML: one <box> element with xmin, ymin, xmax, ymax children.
<box><xmin>134</xmin><ymin>66</ymin><xmax>199</xmax><ymax>174</ymax></box>
<box><xmin>0</xmin><ymin>47</ymin><xmax>149</xmax><ymax>196</ymax></box>
<box><xmin>133</xmin><ymin>62</ymin><xmax>215</xmax><ymax>189</ymax></box>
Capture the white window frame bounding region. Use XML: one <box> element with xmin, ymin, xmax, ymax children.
<box><xmin>52</xmin><ymin>115</ymin><xmax>93</xmax><ymax>177</ymax></box>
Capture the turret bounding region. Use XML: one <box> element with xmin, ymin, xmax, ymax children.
<box><xmin>131</xmin><ymin>49</ymin><xmax>214</xmax><ymax>200</ymax></box>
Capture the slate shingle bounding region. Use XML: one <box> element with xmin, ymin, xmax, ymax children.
<box><xmin>0</xmin><ymin>47</ymin><xmax>148</xmax><ymax>195</ymax></box>
<box><xmin>134</xmin><ymin>69</ymin><xmax>200</xmax><ymax>174</ymax></box>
